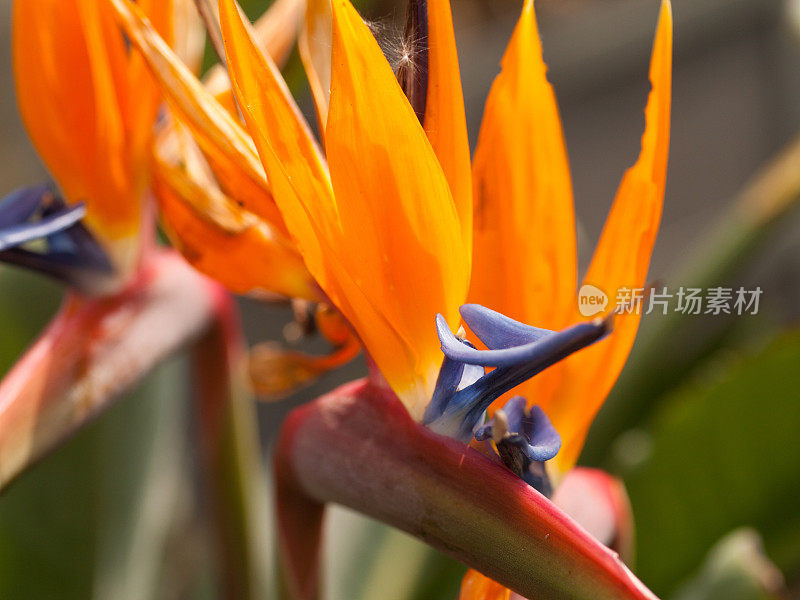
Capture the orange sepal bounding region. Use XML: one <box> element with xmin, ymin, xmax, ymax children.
<box><xmin>550</xmin><ymin>0</ymin><xmax>673</xmax><ymax>472</ymax></box>
<box><xmin>459</xmin><ymin>570</ymin><xmax>512</xmax><ymax>600</ymax></box>
<box><xmin>218</xmin><ymin>0</ymin><xmax>344</xmax><ymax>301</ymax></box>
<box><xmin>324</xmin><ymin>0</ymin><xmax>470</xmax><ymax>415</ymax></box>
<box><xmin>469</xmin><ymin>0</ymin><xmax>576</xmax><ymax>330</ymax></box>
<box><xmin>299</xmin><ymin>0</ymin><xmax>333</xmax><ymax>135</ymax></box>
<box><xmin>204</xmin><ymin>0</ymin><xmax>305</xmax><ymax>113</ymax></box>
<box><xmin>13</xmin><ymin>0</ymin><xmax>172</xmax><ymax>274</ymax></box>
<box><xmin>107</xmin><ymin>0</ymin><xmax>287</xmax><ymax>235</ymax></box>
<box><xmin>221</xmin><ymin>0</ymin><xmax>469</xmax><ymax>415</ymax></box>
<box><xmin>425</xmin><ymin>0</ymin><xmax>473</xmax><ymax>256</ymax></box>
<box><xmin>468</xmin><ymin>0</ymin><xmax>576</xmax><ymax>412</ymax></box>
<box><xmin>152</xmin><ymin>138</ymin><xmax>317</xmax><ymax>301</ymax></box>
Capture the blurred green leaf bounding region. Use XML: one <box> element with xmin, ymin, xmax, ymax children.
<box><xmin>0</xmin><ymin>268</ymin><xmax>191</xmax><ymax>599</ymax></box>
<box><xmin>0</xmin><ymin>363</ymin><xmax>188</xmax><ymax>599</ymax></box>
<box><xmin>325</xmin><ymin>507</ymin><xmax>464</xmax><ymax>600</ymax></box>
<box><xmin>672</xmin><ymin>529</ymin><xmax>784</xmax><ymax>600</ymax></box>
<box><xmin>622</xmin><ymin>328</ymin><xmax>800</xmax><ymax>596</ymax></box>
<box><xmin>0</xmin><ymin>267</ymin><xmax>62</xmax><ymax>371</ymax></box>
<box><xmin>92</xmin><ymin>361</ymin><xmax>188</xmax><ymax>600</ymax></box>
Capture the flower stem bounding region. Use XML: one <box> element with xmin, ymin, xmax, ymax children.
<box><xmin>193</xmin><ymin>289</ymin><xmax>272</xmax><ymax>600</ymax></box>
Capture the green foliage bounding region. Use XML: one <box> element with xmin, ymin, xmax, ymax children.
<box><xmin>0</xmin><ymin>267</ymin><xmax>61</xmax><ymax>372</ymax></box>
<box><xmin>672</xmin><ymin>529</ymin><xmax>783</xmax><ymax>600</ymax></box>
<box><xmin>325</xmin><ymin>508</ymin><xmax>464</xmax><ymax>600</ymax></box>
<box><xmin>0</xmin><ymin>268</ymin><xmax>190</xmax><ymax>599</ymax></box>
<box><xmin>622</xmin><ymin>329</ymin><xmax>800</xmax><ymax>596</ymax></box>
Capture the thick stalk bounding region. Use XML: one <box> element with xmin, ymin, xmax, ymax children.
<box><xmin>0</xmin><ymin>250</ymin><xmax>217</xmax><ymax>490</ymax></box>
<box><xmin>275</xmin><ymin>379</ymin><xmax>659</xmax><ymax>600</ymax></box>
<box><xmin>193</xmin><ymin>289</ymin><xmax>271</xmax><ymax>600</ymax></box>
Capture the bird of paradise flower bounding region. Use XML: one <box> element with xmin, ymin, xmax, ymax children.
<box><xmin>10</xmin><ymin>0</ymin><xmax>182</xmax><ymax>286</ymax></box>
<box><xmin>0</xmin><ymin>0</ymin><xmax>210</xmax><ymax>482</ymax></box>
<box><xmin>107</xmin><ymin>0</ymin><xmax>671</xmax><ymax>596</ymax></box>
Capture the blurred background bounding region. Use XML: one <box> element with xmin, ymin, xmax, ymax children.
<box><xmin>2</xmin><ymin>0</ymin><xmax>800</xmax><ymax>598</ymax></box>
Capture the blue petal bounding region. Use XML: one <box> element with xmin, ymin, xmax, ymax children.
<box><xmin>438</xmin><ymin>312</ymin><xmax>610</xmax><ymax>368</ymax></box>
<box><xmin>424</xmin><ymin>339</ymin><xmax>484</xmax><ymax>424</ymax></box>
<box><xmin>471</xmin><ymin>397</ymin><xmax>560</xmax><ymax>496</ymax></box>
<box><xmin>426</xmin><ymin>305</ymin><xmax>611</xmax><ymax>444</ymax></box>
<box><xmin>0</xmin><ymin>187</ymin><xmax>114</xmax><ymax>287</ymax></box>
<box><xmin>459</xmin><ymin>304</ymin><xmax>552</xmax><ymax>349</ymax></box>
<box><xmin>0</xmin><ymin>203</ymin><xmax>86</xmax><ymax>251</ymax></box>
<box><xmin>474</xmin><ymin>398</ymin><xmax>561</xmax><ymax>463</ymax></box>
<box><xmin>524</xmin><ymin>405</ymin><xmax>562</xmax><ymax>462</ymax></box>
<box><xmin>0</xmin><ymin>185</ymin><xmax>52</xmax><ymax>228</ymax></box>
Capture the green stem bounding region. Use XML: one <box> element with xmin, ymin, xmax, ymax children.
<box><xmin>193</xmin><ymin>290</ymin><xmax>271</xmax><ymax>600</ymax></box>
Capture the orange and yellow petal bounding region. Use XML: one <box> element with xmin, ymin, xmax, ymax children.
<box><xmin>470</xmin><ymin>0</ymin><xmax>576</xmax><ymax>330</ymax></box>
<box><xmin>299</xmin><ymin>0</ymin><xmax>333</xmax><ymax>135</ymax></box>
<box><xmin>221</xmin><ymin>0</ymin><xmax>469</xmax><ymax>416</ymax></box>
<box><xmin>550</xmin><ymin>0</ymin><xmax>673</xmax><ymax>473</ymax></box>
<box><xmin>108</xmin><ymin>0</ymin><xmax>286</xmax><ymax>234</ymax></box>
<box><xmin>325</xmin><ymin>0</ymin><xmax>470</xmax><ymax>414</ymax></box>
<box><xmin>152</xmin><ymin>136</ymin><xmax>317</xmax><ymax>300</ymax></box>
<box><xmin>219</xmin><ymin>0</ymin><xmax>337</xmax><ymax>281</ymax></box>
<box><xmin>204</xmin><ymin>0</ymin><xmax>305</xmax><ymax>114</ymax></box>
<box><xmin>14</xmin><ymin>0</ymin><xmax>124</xmax><ymax>230</ymax></box>
<box><xmin>170</xmin><ymin>0</ymin><xmax>206</xmax><ymax>72</ymax></box>
<box><xmin>468</xmin><ymin>0</ymin><xmax>576</xmax><ymax>410</ymax></box>
<box><xmin>13</xmin><ymin>0</ymin><xmax>171</xmax><ymax>274</ymax></box>
<box><xmin>424</xmin><ymin>0</ymin><xmax>473</xmax><ymax>255</ymax></box>
<box><xmin>122</xmin><ymin>0</ymin><xmax>176</xmax><ymax>164</ymax></box>
<box><xmin>459</xmin><ymin>570</ymin><xmax>512</xmax><ymax>600</ymax></box>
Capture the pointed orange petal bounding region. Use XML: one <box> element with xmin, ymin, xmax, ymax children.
<box><xmin>204</xmin><ymin>0</ymin><xmax>305</xmax><ymax>107</ymax></box>
<box><xmin>107</xmin><ymin>0</ymin><xmax>286</xmax><ymax>233</ymax></box>
<box><xmin>323</xmin><ymin>0</ymin><xmax>469</xmax><ymax>414</ymax></box>
<box><xmin>425</xmin><ymin>0</ymin><xmax>473</xmax><ymax>257</ymax></box>
<box><xmin>13</xmin><ymin>0</ymin><xmax>144</xmax><ymax>269</ymax></box>
<box><xmin>467</xmin><ymin>0</ymin><xmax>576</xmax><ymax>414</ymax></box>
<box><xmin>122</xmin><ymin>0</ymin><xmax>177</xmax><ymax>163</ymax></box>
<box><xmin>552</xmin><ymin>0</ymin><xmax>673</xmax><ymax>473</ymax></box>
<box><xmin>469</xmin><ymin>0</ymin><xmax>576</xmax><ymax>330</ymax></box>
<box><xmin>169</xmin><ymin>0</ymin><xmax>206</xmax><ymax>71</ymax></box>
<box><xmin>218</xmin><ymin>0</ymin><xmax>337</xmax><ymax>283</ymax></box>
<box><xmin>252</xmin><ymin>0</ymin><xmax>306</xmax><ymax>70</ymax></box>
<box><xmin>13</xmin><ymin>1</ymin><xmax>92</xmax><ymax>207</ymax></box>
<box><xmin>77</xmin><ymin>1</ymin><xmax>128</xmax><ymax>195</ymax></box>
<box><xmin>219</xmin><ymin>1</ymin><xmax>423</xmax><ymax>417</ymax></box>
<box><xmin>299</xmin><ymin>0</ymin><xmax>333</xmax><ymax>135</ymax></box>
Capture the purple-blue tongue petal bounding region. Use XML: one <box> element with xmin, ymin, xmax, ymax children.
<box><xmin>459</xmin><ymin>303</ymin><xmax>552</xmax><ymax>349</ymax></box>
<box><xmin>437</xmin><ymin>312</ymin><xmax>608</xmax><ymax>368</ymax></box>
<box><xmin>474</xmin><ymin>398</ymin><xmax>562</xmax><ymax>463</ymax></box>
<box><xmin>0</xmin><ymin>203</ymin><xmax>86</xmax><ymax>251</ymax></box>
<box><xmin>0</xmin><ymin>185</ymin><xmax>51</xmax><ymax>228</ymax></box>
<box><xmin>0</xmin><ymin>187</ymin><xmax>114</xmax><ymax>288</ymax></box>
<box><xmin>525</xmin><ymin>405</ymin><xmax>562</xmax><ymax>462</ymax></box>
